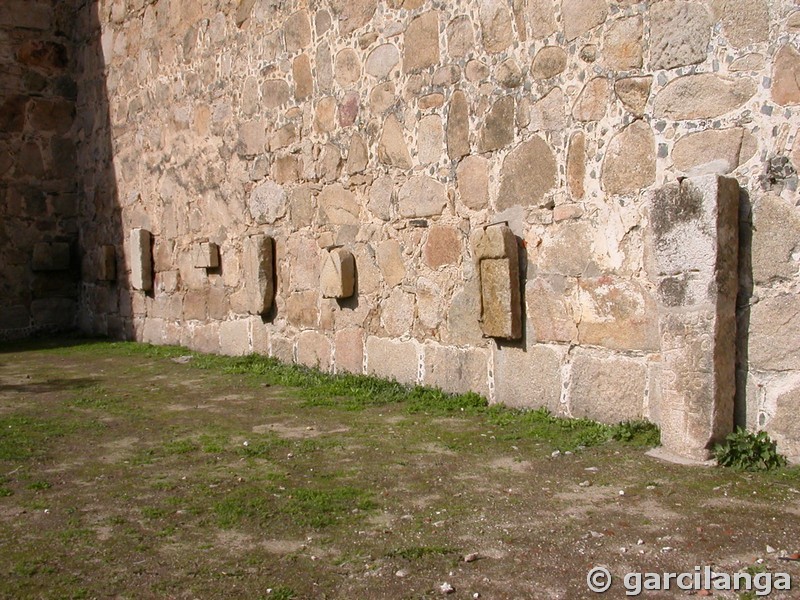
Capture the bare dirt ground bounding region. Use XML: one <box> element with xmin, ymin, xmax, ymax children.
<box><xmin>0</xmin><ymin>338</ymin><xmax>798</xmax><ymax>599</ymax></box>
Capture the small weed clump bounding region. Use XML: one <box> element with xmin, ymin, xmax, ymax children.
<box><xmin>386</xmin><ymin>546</ymin><xmax>459</xmax><ymax>560</ymax></box>
<box><xmin>611</xmin><ymin>420</ymin><xmax>662</xmax><ymax>447</ymax></box>
<box><xmin>262</xmin><ymin>587</ymin><xmax>296</xmax><ymax>600</ymax></box>
<box><xmin>714</xmin><ymin>429</ymin><xmax>788</xmax><ymax>472</ymax></box>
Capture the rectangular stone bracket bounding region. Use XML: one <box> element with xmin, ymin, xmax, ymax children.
<box><xmin>243</xmin><ymin>234</ymin><xmax>274</xmax><ymax>315</ymax></box>
<box><xmin>193</xmin><ymin>241</ymin><xmax>220</xmax><ymax>269</ymax></box>
<box><xmin>129</xmin><ymin>228</ymin><xmax>153</xmax><ymax>291</ymax></box>
<box><xmin>320</xmin><ymin>247</ymin><xmax>355</xmax><ymax>299</ymax></box>
<box><xmin>476</xmin><ymin>224</ymin><xmax>522</xmax><ymax>340</ymax></box>
<box><xmin>98</xmin><ymin>245</ymin><xmax>116</xmax><ymax>281</ymax></box>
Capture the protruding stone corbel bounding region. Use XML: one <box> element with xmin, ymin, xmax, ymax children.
<box><xmin>98</xmin><ymin>245</ymin><xmax>116</xmax><ymax>281</ymax></box>
<box><xmin>129</xmin><ymin>228</ymin><xmax>153</xmax><ymax>291</ymax></box>
<box><xmin>475</xmin><ymin>222</ymin><xmax>522</xmax><ymax>340</ymax></box>
<box><xmin>243</xmin><ymin>234</ymin><xmax>274</xmax><ymax>315</ymax></box>
<box><xmin>320</xmin><ymin>246</ymin><xmax>355</xmax><ymax>299</ymax></box>
<box><xmin>193</xmin><ymin>241</ymin><xmax>220</xmax><ymax>269</ymax></box>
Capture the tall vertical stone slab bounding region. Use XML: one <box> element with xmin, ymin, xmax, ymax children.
<box><xmin>98</xmin><ymin>245</ymin><xmax>116</xmax><ymax>281</ymax></box>
<box><xmin>129</xmin><ymin>229</ymin><xmax>152</xmax><ymax>291</ymax></box>
<box><xmin>243</xmin><ymin>234</ymin><xmax>274</xmax><ymax>315</ymax></box>
<box><xmin>647</xmin><ymin>175</ymin><xmax>739</xmax><ymax>460</ymax></box>
<box><xmin>475</xmin><ymin>224</ymin><xmax>522</xmax><ymax>340</ymax></box>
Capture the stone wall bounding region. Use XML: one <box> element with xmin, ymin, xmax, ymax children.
<box><xmin>20</xmin><ymin>0</ymin><xmax>800</xmax><ymax>460</ymax></box>
<box><xmin>0</xmin><ymin>0</ymin><xmax>81</xmax><ymax>339</ymax></box>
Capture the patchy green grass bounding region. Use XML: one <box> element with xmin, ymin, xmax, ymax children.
<box><xmin>386</xmin><ymin>546</ymin><xmax>460</xmax><ymax>560</ymax></box>
<box><xmin>262</xmin><ymin>586</ymin><xmax>296</xmax><ymax>600</ymax></box>
<box><xmin>0</xmin><ymin>415</ymin><xmax>77</xmax><ymax>462</ymax></box>
<box><xmin>283</xmin><ymin>486</ymin><xmax>376</xmax><ymax>528</ymax></box>
<box><xmin>112</xmin><ymin>345</ymin><xmax>662</xmax><ymax>453</ymax></box>
<box><xmin>141</xmin><ymin>506</ymin><xmax>171</xmax><ymax>520</ymax></box>
<box><xmin>237</xmin><ymin>433</ymin><xmax>290</xmax><ymax>458</ymax></box>
<box><xmin>199</xmin><ymin>434</ymin><xmax>228</xmax><ymax>454</ymax></box>
<box><xmin>162</xmin><ymin>438</ymin><xmax>200</xmax><ymax>455</ymax></box>
<box><xmin>26</xmin><ymin>480</ymin><xmax>52</xmax><ymax>491</ymax></box>
<box><xmin>212</xmin><ymin>484</ymin><xmax>278</xmax><ymax>528</ymax></box>
<box><xmin>212</xmin><ymin>483</ymin><xmax>377</xmax><ymax>530</ymax></box>
<box><xmin>485</xmin><ymin>406</ymin><xmax>660</xmax><ymax>451</ymax></box>
<box><xmin>67</xmin><ymin>385</ymin><xmax>121</xmax><ymax>410</ymax></box>
<box><xmin>1</xmin><ymin>338</ymin><xmax>798</xmax><ymax>600</ymax></box>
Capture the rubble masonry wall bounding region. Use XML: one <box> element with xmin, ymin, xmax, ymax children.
<box><xmin>4</xmin><ymin>0</ymin><xmax>800</xmax><ymax>459</ymax></box>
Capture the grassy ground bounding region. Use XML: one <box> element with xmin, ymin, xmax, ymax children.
<box><xmin>0</xmin><ymin>338</ymin><xmax>798</xmax><ymax>599</ymax></box>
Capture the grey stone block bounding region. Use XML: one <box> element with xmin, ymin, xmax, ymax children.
<box><xmin>220</xmin><ymin>319</ymin><xmax>250</xmax><ymax>356</ymax></box>
<box><xmin>568</xmin><ymin>350</ymin><xmax>646</xmax><ymax>424</ymax></box>
<box><xmin>98</xmin><ymin>245</ymin><xmax>116</xmax><ymax>281</ymax></box>
<box><xmin>477</xmin><ymin>224</ymin><xmax>522</xmax><ymax>340</ymax></box>
<box><xmin>493</xmin><ymin>344</ymin><xmax>564</xmax><ymax>412</ymax></box>
<box><xmin>0</xmin><ymin>305</ymin><xmax>31</xmax><ymax>330</ymax></box>
<box><xmin>365</xmin><ymin>336</ymin><xmax>418</xmax><ymax>385</ymax></box>
<box><xmin>423</xmin><ymin>344</ymin><xmax>489</xmax><ymax>397</ymax></box>
<box><xmin>243</xmin><ymin>234</ymin><xmax>274</xmax><ymax>315</ymax></box>
<box><xmin>297</xmin><ymin>330</ymin><xmax>332</xmax><ymax>371</ymax></box>
<box><xmin>31</xmin><ymin>298</ymin><xmax>75</xmax><ymax>328</ymax></box>
<box><xmin>32</xmin><ymin>242</ymin><xmax>70</xmax><ymax>271</ymax></box>
<box><xmin>0</xmin><ymin>1</ymin><xmax>51</xmax><ymax>30</ymax></box>
<box><xmin>320</xmin><ymin>247</ymin><xmax>355</xmax><ymax>299</ymax></box>
<box><xmin>193</xmin><ymin>242</ymin><xmax>220</xmax><ymax>269</ymax></box>
<box><xmin>647</xmin><ymin>174</ymin><xmax>739</xmax><ymax>460</ymax></box>
<box><xmin>748</xmin><ymin>294</ymin><xmax>800</xmax><ymax>372</ymax></box>
<box><xmin>764</xmin><ymin>382</ymin><xmax>800</xmax><ymax>460</ymax></box>
<box><xmin>129</xmin><ymin>229</ymin><xmax>153</xmax><ymax>291</ymax></box>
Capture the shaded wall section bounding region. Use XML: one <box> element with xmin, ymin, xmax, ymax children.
<box><xmin>0</xmin><ymin>0</ymin><xmax>81</xmax><ymax>340</ymax></box>
<box><xmin>73</xmin><ymin>0</ymin><xmax>125</xmax><ymax>339</ymax></box>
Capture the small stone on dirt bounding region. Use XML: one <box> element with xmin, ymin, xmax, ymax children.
<box><xmin>464</xmin><ymin>552</ymin><xmax>479</xmax><ymax>562</ymax></box>
<box><xmin>439</xmin><ymin>582</ymin><xmax>455</xmax><ymax>594</ymax></box>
